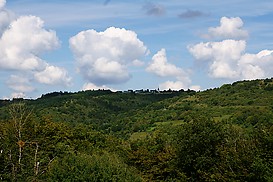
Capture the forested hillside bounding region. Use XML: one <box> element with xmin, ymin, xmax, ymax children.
<box><xmin>1</xmin><ymin>79</ymin><xmax>273</xmax><ymax>181</ymax></box>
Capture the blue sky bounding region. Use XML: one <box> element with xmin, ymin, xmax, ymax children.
<box><xmin>1</xmin><ymin>0</ymin><xmax>273</xmax><ymax>98</ymax></box>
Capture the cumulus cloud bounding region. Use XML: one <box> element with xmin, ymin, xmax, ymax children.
<box><xmin>143</xmin><ymin>2</ymin><xmax>165</xmax><ymax>16</ymax></box>
<box><xmin>34</xmin><ymin>65</ymin><xmax>71</xmax><ymax>86</ymax></box>
<box><xmin>146</xmin><ymin>49</ymin><xmax>185</xmax><ymax>77</ymax></box>
<box><xmin>189</xmin><ymin>29</ymin><xmax>273</xmax><ymax>80</ymax></box>
<box><xmin>237</xmin><ymin>50</ymin><xmax>273</xmax><ymax>80</ymax></box>
<box><xmin>188</xmin><ymin>39</ymin><xmax>246</xmax><ymax>79</ymax></box>
<box><xmin>188</xmin><ymin>40</ymin><xmax>246</xmax><ymax>61</ymax></box>
<box><xmin>0</xmin><ymin>15</ymin><xmax>59</xmax><ymax>71</ymax></box>
<box><xmin>178</xmin><ymin>10</ymin><xmax>207</xmax><ymax>19</ymax></box>
<box><xmin>205</xmin><ymin>17</ymin><xmax>248</xmax><ymax>40</ymax></box>
<box><xmin>0</xmin><ymin>2</ymin><xmax>71</xmax><ymax>97</ymax></box>
<box><xmin>70</xmin><ymin>27</ymin><xmax>148</xmax><ymax>86</ymax></box>
<box><xmin>147</xmin><ymin>48</ymin><xmax>198</xmax><ymax>90</ymax></box>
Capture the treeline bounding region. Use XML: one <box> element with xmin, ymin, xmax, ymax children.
<box><xmin>40</xmin><ymin>88</ymin><xmax>194</xmax><ymax>99</ymax></box>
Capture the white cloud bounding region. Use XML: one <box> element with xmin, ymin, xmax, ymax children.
<box><xmin>0</xmin><ymin>4</ymin><xmax>71</xmax><ymax>97</ymax></box>
<box><xmin>132</xmin><ymin>59</ymin><xmax>145</xmax><ymax>67</ymax></box>
<box><xmin>240</xmin><ymin>64</ymin><xmax>265</xmax><ymax>80</ymax></box>
<box><xmin>0</xmin><ymin>9</ymin><xmax>14</xmax><ymax>35</ymax></box>
<box><xmin>159</xmin><ymin>81</ymin><xmax>186</xmax><ymax>91</ymax></box>
<box><xmin>34</xmin><ymin>65</ymin><xmax>71</xmax><ymax>86</ymax></box>
<box><xmin>147</xmin><ymin>48</ymin><xmax>199</xmax><ymax>90</ymax></box>
<box><xmin>146</xmin><ymin>49</ymin><xmax>185</xmax><ymax>77</ymax></box>
<box><xmin>189</xmin><ymin>34</ymin><xmax>273</xmax><ymax>80</ymax></box>
<box><xmin>82</xmin><ymin>82</ymin><xmax>112</xmax><ymax>91</ymax></box>
<box><xmin>0</xmin><ymin>15</ymin><xmax>59</xmax><ymax>71</ymax></box>
<box><xmin>70</xmin><ymin>27</ymin><xmax>148</xmax><ymax>85</ymax></box>
<box><xmin>0</xmin><ymin>0</ymin><xmax>6</xmax><ymax>10</ymax></box>
<box><xmin>237</xmin><ymin>50</ymin><xmax>273</xmax><ymax>80</ymax></box>
<box><xmin>190</xmin><ymin>85</ymin><xmax>201</xmax><ymax>91</ymax></box>
<box><xmin>90</xmin><ymin>57</ymin><xmax>130</xmax><ymax>84</ymax></box>
<box><xmin>205</xmin><ymin>17</ymin><xmax>248</xmax><ymax>40</ymax></box>
<box><xmin>189</xmin><ymin>39</ymin><xmax>246</xmax><ymax>79</ymax></box>
<box><xmin>188</xmin><ymin>40</ymin><xmax>246</xmax><ymax>62</ymax></box>
<box><xmin>257</xmin><ymin>50</ymin><xmax>273</xmax><ymax>58</ymax></box>
<box><xmin>10</xmin><ymin>92</ymin><xmax>26</xmax><ymax>99</ymax></box>
<box><xmin>7</xmin><ymin>75</ymin><xmax>35</xmax><ymax>93</ymax></box>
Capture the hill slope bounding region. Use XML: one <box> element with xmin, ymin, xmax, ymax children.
<box><xmin>0</xmin><ymin>78</ymin><xmax>273</xmax><ymax>181</ymax></box>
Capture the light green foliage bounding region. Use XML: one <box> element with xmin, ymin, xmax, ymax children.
<box><xmin>45</xmin><ymin>152</ymin><xmax>142</xmax><ymax>182</ymax></box>
<box><xmin>128</xmin><ymin>130</ymin><xmax>179</xmax><ymax>181</ymax></box>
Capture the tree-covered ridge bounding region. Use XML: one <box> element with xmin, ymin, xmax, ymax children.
<box><xmin>0</xmin><ymin>78</ymin><xmax>273</xmax><ymax>181</ymax></box>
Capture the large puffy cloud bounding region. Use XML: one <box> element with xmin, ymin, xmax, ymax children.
<box><xmin>189</xmin><ymin>40</ymin><xmax>246</xmax><ymax>79</ymax></box>
<box><xmin>188</xmin><ymin>40</ymin><xmax>246</xmax><ymax>61</ymax></box>
<box><xmin>205</xmin><ymin>17</ymin><xmax>248</xmax><ymax>40</ymax></box>
<box><xmin>146</xmin><ymin>48</ymin><xmax>197</xmax><ymax>90</ymax></box>
<box><xmin>0</xmin><ymin>3</ymin><xmax>71</xmax><ymax>97</ymax></box>
<box><xmin>70</xmin><ymin>27</ymin><xmax>148</xmax><ymax>86</ymax></box>
<box><xmin>189</xmin><ymin>17</ymin><xmax>273</xmax><ymax>81</ymax></box>
<box><xmin>237</xmin><ymin>50</ymin><xmax>273</xmax><ymax>79</ymax></box>
<box><xmin>0</xmin><ymin>15</ymin><xmax>59</xmax><ymax>71</ymax></box>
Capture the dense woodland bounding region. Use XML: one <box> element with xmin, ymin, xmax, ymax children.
<box><xmin>0</xmin><ymin>78</ymin><xmax>273</xmax><ymax>181</ymax></box>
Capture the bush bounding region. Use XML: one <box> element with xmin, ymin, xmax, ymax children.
<box><xmin>44</xmin><ymin>152</ymin><xmax>142</xmax><ymax>182</ymax></box>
